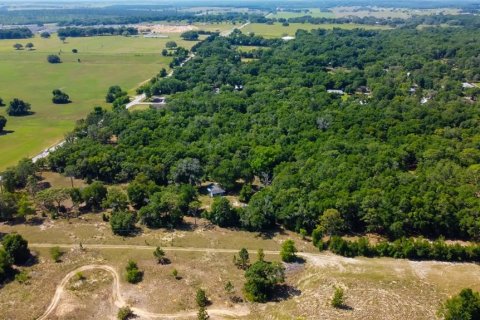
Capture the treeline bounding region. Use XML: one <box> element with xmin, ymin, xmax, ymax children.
<box><xmin>274</xmin><ymin>15</ymin><xmax>401</xmax><ymax>27</ymax></box>
<box><xmin>57</xmin><ymin>26</ymin><xmax>138</xmax><ymax>37</ymax></box>
<box><xmin>0</xmin><ymin>27</ymin><xmax>33</xmax><ymax>39</ymax></box>
<box><xmin>268</xmin><ymin>13</ymin><xmax>480</xmax><ymax>29</ymax></box>
<box><xmin>39</xmin><ymin>27</ymin><xmax>480</xmax><ymax>241</ymax></box>
<box><xmin>321</xmin><ymin>236</ymin><xmax>480</xmax><ymax>263</ymax></box>
<box><xmin>0</xmin><ymin>7</ymin><xmax>259</xmax><ymax>26</ymax></box>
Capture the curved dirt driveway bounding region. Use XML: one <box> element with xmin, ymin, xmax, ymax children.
<box><xmin>37</xmin><ymin>264</ymin><xmax>249</xmax><ymax>320</ymax></box>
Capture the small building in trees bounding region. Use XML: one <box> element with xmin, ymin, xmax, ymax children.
<box><xmin>327</xmin><ymin>89</ymin><xmax>344</xmax><ymax>95</ymax></box>
<box><xmin>207</xmin><ymin>183</ymin><xmax>226</xmax><ymax>198</ymax></box>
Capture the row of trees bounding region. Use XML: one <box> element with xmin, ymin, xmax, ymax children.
<box><xmin>322</xmin><ymin>236</ymin><xmax>480</xmax><ymax>263</ymax></box>
<box><xmin>58</xmin><ymin>26</ymin><xmax>138</xmax><ymax>37</ymax></box>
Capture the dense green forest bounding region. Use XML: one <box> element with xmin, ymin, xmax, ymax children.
<box><xmin>44</xmin><ymin>25</ymin><xmax>480</xmax><ymax>241</ymax></box>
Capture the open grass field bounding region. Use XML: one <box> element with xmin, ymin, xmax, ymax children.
<box><xmin>267</xmin><ymin>8</ymin><xmax>335</xmax><ymax>19</ymax></box>
<box><xmin>243</xmin><ymin>23</ymin><xmax>391</xmax><ymax>38</ymax></box>
<box><xmin>0</xmin><ymin>34</ymin><xmax>199</xmax><ymax>171</ymax></box>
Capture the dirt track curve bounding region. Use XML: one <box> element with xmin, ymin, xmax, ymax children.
<box><xmin>36</xmin><ymin>263</ymin><xmax>249</xmax><ymax>320</ymax></box>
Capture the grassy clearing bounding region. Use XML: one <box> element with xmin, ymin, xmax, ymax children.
<box><xmin>0</xmin><ymin>214</ymin><xmax>315</xmax><ymax>253</ymax></box>
<box><xmin>0</xmin><ymin>34</ymin><xmax>198</xmax><ymax>170</ymax></box>
<box><xmin>1</xmin><ymin>238</ymin><xmax>479</xmax><ymax>319</ymax></box>
<box><xmin>236</xmin><ymin>45</ymin><xmax>261</xmax><ymax>52</ymax></box>
<box><xmin>268</xmin><ymin>8</ymin><xmax>336</xmax><ymax>19</ymax></box>
<box><xmin>243</xmin><ymin>23</ymin><xmax>391</xmax><ymax>38</ymax></box>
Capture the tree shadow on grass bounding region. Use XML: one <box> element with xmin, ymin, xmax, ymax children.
<box><xmin>10</xmin><ymin>111</ymin><xmax>35</xmax><ymax>117</ymax></box>
<box><xmin>270</xmin><ymin>284</ymin><xmax>302</xmax><ymax>302</ymax></box>
<box><xmin>0</xmin><ymin>130</ymin><xmax>14</xmax><ymax>136</ymax></box>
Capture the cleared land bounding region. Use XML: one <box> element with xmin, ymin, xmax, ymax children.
<box><xmin>0</xmin><ymin>34</ymin><xmax>199</xmax><ymax>170</ymax></box>
<box><xmin>1</xmin><ymin>216</ymin><xmax>479</xmax><ymax>319</ymax></box>
<box><xmin>243</xmin><ymin>23</ymin><xmax>391</xmax><ymax>38</ymax></box>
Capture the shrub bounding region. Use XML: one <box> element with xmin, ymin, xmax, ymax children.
<box><xmin>0</xmin><ymin>249</ymin><xmax>13</xmax><ymax>282</ymax></box>
<box><xmin>438</xmin><ymin>288</ymin><xmax>480</xmax><ymax>320</ymax></box>
<box><xmin>2</xmin><ymin>233</ymin><xmax>31</xmax><ymax>265</ymax></box>
<box><xmin>125</xmin><ymin>260</ymin><xmax>142</xmax><ymax>284</ymax></box>
<box><xmin>196</xmin><ymin>288</ymin><xmax>208</xmax><ymax>307</ymax></box>
<box><xmin>15</xmin><ymin>270</ymin><xmax>30</xmax><ymax>284</ymax></box>
<box><xmin>110</xmin><ymin>211</ymin><xmax>136</xmax><ymax>236</ymax></box>
<box><xmin>153</xmin><ymin>247</ymin><xmax>168</xmax><ymax>264</ymax></box>
<box><xmin>244</xmin><ymin>260</ymin><xmax>285</xmax><ymax>303</ymax></box>
<box><xmin>50</xmin><ymin>246</ymin><xmax>63</xmax><ymax>263</ymax></box>
<box><xmin>172</xmin><ymin>268</ymin><xmax>179</xmax><ymax>279</ymax></box>
<box><xmin>331</xmin><ymin>287</ymin><xmax>345</xmax><ymax>308</ymax></box>
<box><xmin>280</xmin><ymin>239</ymin><xmax>297</xmax><ymax>262</ymax></box>
<box><xmin>197</xmin><ymin>306</ymin><xmax>209</xmax><ymax>320</ymax></box>
<box><xmin>117</xmin><ymin>306</ymin><xmax>134</xmax><ymax>320</ymax></box>
<box><xmin>233</xmin><ymin>248</ymin><xmax>250</xmax><ymax>269</ymax></box>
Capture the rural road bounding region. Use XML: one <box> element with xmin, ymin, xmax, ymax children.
<box><xmin>29</xmin><ymin>243</ymin><xmax>283</xmax><ymax>255</ymax></box>
<box><xmin>37</xmin><ymin>264</ymin><xmax>249</xmax><ymax>320</ymax></box>
<box><xmin>221</xmin><ymin>21</ymin><xmax>251</xmax><ymax>36</ymax></box>
<box><xmin>126</xmin><ymin>53</ymin><xmax>195</xmax><ymax>109</ymax></box>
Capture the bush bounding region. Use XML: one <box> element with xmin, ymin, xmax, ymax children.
<box><xmin>125</xmin><ymin>260</ymin><xmax>142</xmax><ymax>284</ymax></box>
<box><xmin>331</xmin><ymin>287</ymin><xmax>345</xmax><ymax>308</ymax></box>
<box><xmin>196</xmin><ymin>288</ymin><xmax>208</xmax><ymax>307</ymax></box>
<box><xmin>50</xmin><ymin>246</ymin><xmax>63</xmax><ymax>263</ymax></box>
<box><xmin>2</xmin><ymin>233</ymin><xmax>30</xmax><ymax>265</ymax></box>
<box><xmin>205</xmin><ymin>197</ymin><xmax>238</xmax><ymax>227</ymax></box>
<box><xmin>197</xmin><ymin>306</ymin><xmax>209</xmax><ymax>320</ymax></box>
<box><xmin>280</xmin><ymin>239</ymin><xmax>297</xmax><ymax>262</ymax></box>
<box><xmin>15</xmin><ymin>270</ymin><xmax>30</xmax><ymax>284</ymax></box>
<box><xmin>47</xmin><ymin>54</ymin><xmax>61</xmax><ymax>63</ymax></box>
<box><xmin>438</xmin><ymin>288</ymin><xmax>480</xmax><ymax>320</ymax></box>
<box><xmin>110</xmin><ymin>211</ymin><xmax>136</xmax><ymax>236</ymax></box>
<box><xmin>244</xmin><ymin>260</ymin><xmax>285</xmax><ymax>302</ymax></box>
<box><xmin>0</xmin><ymin>249</ymin><xmax>13</xmax><ymax>282</ymax></box>
<box><xmin>117</xmin><ymin>306</ymin><xmax>134</xmax><ymax>320</ymax></box>
<box><xmin>233</xmin><ymin>248</ymin><xmax>250</xmax><ymax>269</ymax></box>
<box><xmin>153</xmin><ymin>247</ymin><xmax>168</xmax><ymax>264</ymax></box>
<box><xmin>172</xmin><ymin>268</ymin><xmax>179</xmax><ymax>279</ymax></box>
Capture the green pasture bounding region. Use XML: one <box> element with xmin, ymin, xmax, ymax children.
<box><xmin>0</xmin><ymin>34</ymin><xmax>197</xmax><ymax>170</ymax></box>
<box><xmin>267</xmin><ymin>8</ymin><xmax>335</xmax><ymax>19</ymax></box>
<box><xmin>243</xmin><ymin>22</ymin><xmax>392</xmax><ymax>38</ymax></box>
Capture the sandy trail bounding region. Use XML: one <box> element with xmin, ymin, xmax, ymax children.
<box><xmin>37</xmin><ymin>263</ymin><xmax>249</xmax><ymax>320</ymax></box>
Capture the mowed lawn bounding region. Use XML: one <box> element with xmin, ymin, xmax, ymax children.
<box><xmin>0</xmin><ymin>34</ymin><xmax>196</xmax><ymax>170</ymax></box>
<box><xmin>243</xmin><ymin>22</ymin><xmax>392</xmax><ymax>38</ymax></box>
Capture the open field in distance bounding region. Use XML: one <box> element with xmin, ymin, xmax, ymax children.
<box><xmin>0</xmin><ymin>34</ymin><xmax>199</xmax><ymax>170</ymax></box>
<box><xmin>243</xmin><ymin>22</ymin><xmax>392</xmax><ymax>38</ymax></box>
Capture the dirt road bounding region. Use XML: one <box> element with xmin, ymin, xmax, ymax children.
<box><xmin>37</xmin><ymin>263</ymin><xmax>249</xmax><ymax>320</ymax></box>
